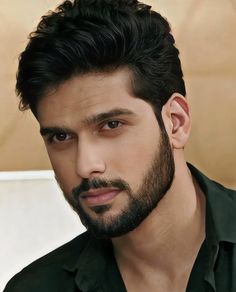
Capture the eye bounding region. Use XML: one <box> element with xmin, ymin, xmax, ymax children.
<box><xmin>102</xmin><ymin>121</ymin><xmax>122</xmax><ymax>130</ymax></box>
<box><xmin>48</xmin><ymin>132</ymin><xmax>72</xmax><ymax>143</ymax></box>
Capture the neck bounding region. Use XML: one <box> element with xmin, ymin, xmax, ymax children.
<box><xmin>112</xmin><ymin>160</ymin><xmax>206</xmax><ymax>286</ymax></box>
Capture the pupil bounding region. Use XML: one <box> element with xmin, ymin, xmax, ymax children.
<box><xmin>56</xmin><ymin>133</ymin><xmax>66</xmax><ymax>141</ymax></box>
<box><xmin>109</xmin><ymin>121</ymin><xmax>119</xmax><ymax>128</ymax></box>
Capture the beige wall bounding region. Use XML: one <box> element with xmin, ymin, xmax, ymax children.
<box><xmin>1</xmin><ymin>0</ymin><xmax>236</xmax><ymax>188</ymax></box>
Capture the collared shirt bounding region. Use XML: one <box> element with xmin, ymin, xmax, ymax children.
<box><xmin>4</xmin><ymin>164</ymin><xmax>236</xmax><ymax>292</ymax></box>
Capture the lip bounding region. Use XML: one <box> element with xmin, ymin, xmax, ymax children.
<box><xmin>80</xmin><ymin>188</ymin><xmax>120</xmax><ymax>206</ymax></box>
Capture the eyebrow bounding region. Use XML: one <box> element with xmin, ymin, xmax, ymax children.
<box><xmin>40</xmin><ymin>108</ymin><xmax>136</xmax><ymax>136</ymax></box>
<box><xmin>40</xmin><ymin>126</ymin><xmax>71</xmax><ymax>137</ymax></box>
<box><xmin>82</xmin><ymin>108</ymin><xmax>136</xmax><ymax>126</ymax></box>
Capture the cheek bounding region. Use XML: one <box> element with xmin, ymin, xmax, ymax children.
<box><xmin>105</xmin><ymin>131</ymin><xmax>159</xmax><ymax>188</ymax></box>
<box><xmin>47</xmin><ymin>149</ymin><xmax>80</xmax><ymax>193</ymax></box>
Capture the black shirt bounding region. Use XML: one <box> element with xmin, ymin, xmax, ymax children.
<box><xmin>4</xmin><ymin>164</ymin><xmax>236</xmax><ymax>291</ymax></box>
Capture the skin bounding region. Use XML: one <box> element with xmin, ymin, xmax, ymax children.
<box><xmin>37</xmin><ymin>68</ymin><xmax>206</xmax><ymax>292</ymax></box>
<box><xmin>38</xmin><ymin>68</ymin><xmax>165</xmax><ymax>223</ymax></box>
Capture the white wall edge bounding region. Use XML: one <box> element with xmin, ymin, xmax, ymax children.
<box><xmin>0</xmin><ymin>170</ymin><xmax>54</xmax><ymax>181</ymax></box>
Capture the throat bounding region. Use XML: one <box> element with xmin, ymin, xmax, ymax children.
<box><xmin>112</xmin><ymin>176</ymin><xmax>206</xmax><ymax>292</ymax></box>
<box><xmin>113</xmin><ymin>227</ymin><xmax>205</xmax><ymax>292</ymax></box>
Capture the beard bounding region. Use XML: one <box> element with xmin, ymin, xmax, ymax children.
<box><xmin>61</xmin><ymin>128</ymin><xmax>175</xmax><ymax>239</ymax></box>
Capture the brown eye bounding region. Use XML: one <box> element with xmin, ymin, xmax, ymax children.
<box><xmin>54</xmin><ymin>133</ymin><xmax>67</xmax><ymax>141</ymax></box>
<box><xmin>104</xmin><ymin>121</ymin><xmax>122</xmax><ymax>129</ymax></box>
<box><xmin>50</xmin><ymin>132</ymin><xmax>71</xmax><ymax>143</ymax></box>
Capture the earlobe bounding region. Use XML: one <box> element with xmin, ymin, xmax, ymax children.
<box><xmin>162</xmin><ymin>94</ymin><xmax>191</xmax><ymax>149</ymax></box>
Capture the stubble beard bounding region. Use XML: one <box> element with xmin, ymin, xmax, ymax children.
<box><xmin>62</xmin><ymin>128</ymin><xmax>175</xmax><ymax>239</ymax></box>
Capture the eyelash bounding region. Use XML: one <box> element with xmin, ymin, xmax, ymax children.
<box><xmin>100</xmin><ymin>120</ymin><xmax>123</xmax><ymax>130</ymax></box>
<box><xmin>47</xmin><ymin>132</ymin><xmax>72</xmax><ymax>144</ymax></box>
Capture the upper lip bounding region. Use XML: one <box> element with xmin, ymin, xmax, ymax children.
<box><xmin>80</xmin><ymin>188</ymin><xmax>119</xmax><ymax>198</ymax></box>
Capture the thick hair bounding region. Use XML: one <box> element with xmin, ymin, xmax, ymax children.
<box><xmin>16</xmin><ymin>0</ymin><xmax>186</xmax><ymax>122</ymax></box>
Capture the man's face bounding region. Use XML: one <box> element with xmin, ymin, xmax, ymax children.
<box><xmin>37</xmin><ymin>69</ymin><xmax>175</xmax><ymax>238</ymax></box>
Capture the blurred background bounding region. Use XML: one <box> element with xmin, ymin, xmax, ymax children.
<box><xmin>0</xmin><ymin>0</ymin><xmax>236</xmax><ymax>290</ymax></box>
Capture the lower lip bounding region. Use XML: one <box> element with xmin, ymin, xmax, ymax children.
<box><xmin>82</xmin><ymin>190</ymin><xmax>120</xmax><ymax>206</ymax></box>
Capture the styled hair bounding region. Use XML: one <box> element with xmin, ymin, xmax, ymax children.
<box><xmin>16</xmin><ymin>0</ymin><xmax>186</xmax><ymax>121</ymax></box>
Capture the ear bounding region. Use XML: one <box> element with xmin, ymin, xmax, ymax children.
<box><xmin>161</xmin><ymin>94</ymin><xmax>191</xmax><ymax>149</ymax></box>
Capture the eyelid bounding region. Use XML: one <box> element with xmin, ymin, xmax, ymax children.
<box><xmin>46</xmin><ymin>131</ymin><xmax>73</xmax><ymax>144</ymax></box>
<box><xmin>100</xmin><ymin>120</ymin><xmax>124</xmax><ymax>130</ymax></box>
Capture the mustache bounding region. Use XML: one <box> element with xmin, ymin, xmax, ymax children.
<box><xmin>72</xmin><ymin>178</ymin><xmax>131</xmax><ymax>199</ymax></box>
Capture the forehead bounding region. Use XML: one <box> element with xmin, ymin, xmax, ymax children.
<box><xmin>36</xmin><ymin>68</ymin><xmax>153</xmax><ymax>127</ymax></box>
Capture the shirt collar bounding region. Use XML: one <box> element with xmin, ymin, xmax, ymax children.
<box><xmin>63</xmin><ymin>234</ymin><xmax>112</xmax><ymax>292</ymax></box>
<box><xmin>188</xmin><ymin>163</ymin><xmax>236</xmax><ymax>244</ymax></box>
<box><xmin>188</xmin><ymin>163</ymin><xmax>236</xmax><ymax>291</ymax></box>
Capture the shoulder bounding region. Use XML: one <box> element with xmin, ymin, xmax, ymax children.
<box><xmin>188</xmin><ymin>163</ymin><xmax>236</xmax><ymax>201</ymax></box>
<box><xmin>208</xmin><ymin>178</ymin><xmax>236</xmax><ymax>204</ymax></box>
<box><xmin>4</xmin><ymin>231</ymin><xmax>89</xmax><ymax>292</ymax></box>
<box><xmin>212</xmin><ymin>179</ymin><xmax>236</xmax><ymax>197</ymax></box>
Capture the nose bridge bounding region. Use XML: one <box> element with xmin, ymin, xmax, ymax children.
<box><xmin>76</xmin><ymin>135</ymin><xmax>105</xmax><ymax>179</ymax></box>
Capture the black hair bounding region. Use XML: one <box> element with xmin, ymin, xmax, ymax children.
<box><xmin>16</xmin><ymin>0</ymin><xmax>186</xmax><ymax>125</ymax></box>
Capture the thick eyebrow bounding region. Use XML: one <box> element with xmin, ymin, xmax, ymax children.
<box><xmin>40</xmin><ymin>126</ymin><xmax>71</xmax><ymax>137</ymax></box>
<box><xmin>82</xmin><ymin>108</ymin><xmax>136</xmax><ymax>126</ymax></box>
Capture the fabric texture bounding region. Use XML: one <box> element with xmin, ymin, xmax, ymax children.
<box><xmin>4</xmin><ymin>164</ymin><xmax>236</xmax><ymax>292</ymax></box>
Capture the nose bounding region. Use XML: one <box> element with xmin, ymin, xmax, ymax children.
<box><xmin>76</xmin><ymin>139</ymin><xmax>106</xmax><ymax>179</ymax></box>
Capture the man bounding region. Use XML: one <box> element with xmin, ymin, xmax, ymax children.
<box><xmin>4</xmin><ymin>0</ymin><xmax>236</xmax><ymax>291</ymax></box>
